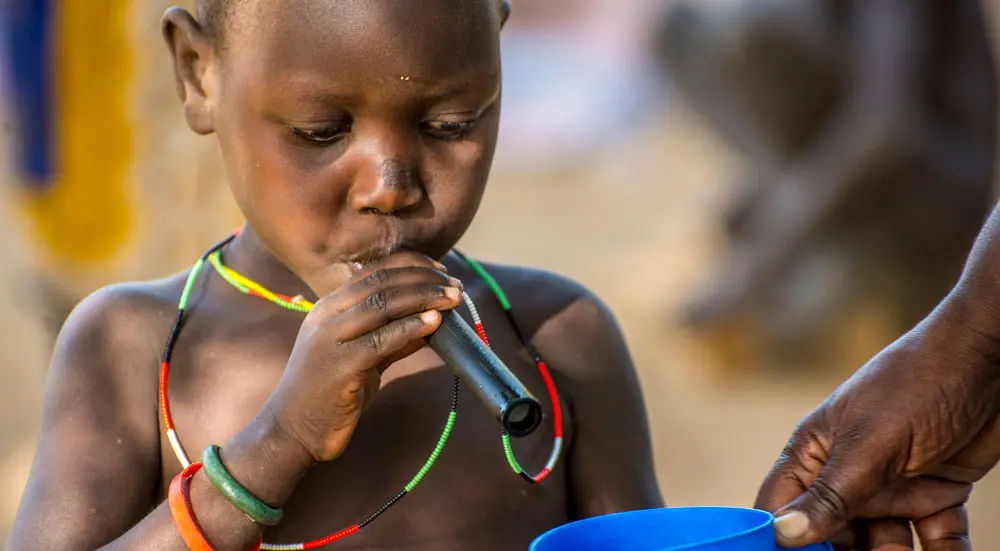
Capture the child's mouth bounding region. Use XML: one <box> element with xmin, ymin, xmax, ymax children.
<box><xmin>346</xmin><ymin>223</ymin><xmax>405</xmax><ymax>267</ymax></box>
<box><xmin>347</xmin><ymin>247</ymin><xmax>399</xmax><ymax>267</ymax></box>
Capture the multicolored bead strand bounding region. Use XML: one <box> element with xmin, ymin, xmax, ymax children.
<box><xmin>160</xmin><ymin>233</ymin><xmax>237</xmax><ymax>468</ymax></box>
<box><xmin>160</xmin><ymin>237</ymin><xmax>457</xmax><ymax>550</ymax></box>
<box><xmin>158</xmin><ymin>232</ymin><xmax>564</xmax><ymax>548</ymax></box>
<box><xmin>454</xmin><ymin>256</ymin><xmax>564</xmax><ymax>484</ymax></box>
<box><xmin>259</xmin><ymin>376</ymin><xmax>460</xmax><ymax>551</ymax></box>
<box><xmin>209</xmin><ymin>251</ymin><xmax>314</xmax><ymax>313</ymax></box>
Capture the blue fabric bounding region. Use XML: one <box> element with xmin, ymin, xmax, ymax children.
<box><xmin>1</xmin><ymin>0</ymin><xmax>56</xmax><ymax>188</ymax></box>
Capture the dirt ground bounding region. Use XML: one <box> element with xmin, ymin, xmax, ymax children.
<box><xmin>2</xmin><ymin>88</ymin><xmax>999</xmax><ymax>549</ymax></box>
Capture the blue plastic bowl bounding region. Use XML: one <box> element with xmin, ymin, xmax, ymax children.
<box><xmin>530</xmin><ymin>507</ymin><xmax>833</xmax><ymax>551</ymax></box>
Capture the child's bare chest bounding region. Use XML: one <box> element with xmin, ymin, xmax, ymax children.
<box><xmin>158</xmin><ymin>306</ymin><xmax>572</xmax><ymax>550</ymax></box>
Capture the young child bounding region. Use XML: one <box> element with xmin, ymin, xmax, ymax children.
<box><xmin>7</xmin><ymin>1</ymin><xmax>663</xmax><ymax>550</ymax></box>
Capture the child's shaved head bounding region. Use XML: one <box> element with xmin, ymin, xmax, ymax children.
<box><xmin>196</xmin><ymin>0</ymin><xmax>231</xmax><ymax>42</ymax></box>
<box><xmin>196</xmin><ymin>0</ymin><xmax>511</xmax><ymax>49</ymax></box>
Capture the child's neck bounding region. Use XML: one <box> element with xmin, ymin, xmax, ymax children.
<box><xmin>222</xmin><ymin>226</ymin><xmax>319</xmax><ymax>302</ymax></box>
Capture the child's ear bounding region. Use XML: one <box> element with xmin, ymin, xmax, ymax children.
<box><xmin>499</xmin><ymin>0</ymin><xmax>511</xmax><ymax>28</ymax></box>
<box><xmin>161</xmin><ymin>7</ymin><xmax>216</xmax><ymax>135</ymax></box>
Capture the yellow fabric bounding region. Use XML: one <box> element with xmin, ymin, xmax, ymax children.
<box><xmin>19</xmin><ymin>0</ymin><xmax>133</xmax><ymax>267</ymax></box>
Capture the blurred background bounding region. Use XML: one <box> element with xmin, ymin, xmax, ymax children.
<box><xmin>3</xmin><ymin>0</ymin><xmax>1000</xmax><ymax>546</ymax></box>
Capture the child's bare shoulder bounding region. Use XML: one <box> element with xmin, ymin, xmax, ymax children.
<box><xmin>472</xmin><ymin>261</ymin><xmax>630</xmax><ymax>379</ymax></box>
<box><xmin>54</xmin><ymin>273</ymin><xmax>190</xmax><ymax>380</ymax></box>
<box><xmin>34</xmin><ymin>272</ymin><xmax>194</xmax><ymax>480</ymax></box>
<box><xmin>474</xmin><ymin>262</ymin><xmax>601</xmax><ymax>321</ymax></box>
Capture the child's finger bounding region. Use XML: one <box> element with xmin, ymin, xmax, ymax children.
<box><xmin>349</xmin><ymin>310</ymin><xmax>442</xmax><ymax>368</ymax></box>
<box><xmin>304</xmin><ymin>251</ymin><xmax>447</xmax><ymax>298</ymax></box>
<box><xmin>329</xmin><ymin>283</ymin><xmax>462</xmax><ymax>342</ymax></box>
<box><xmin>316</xmin><ymin>266</ymin><xmax>459</xmax><ymax>314</ymax></box>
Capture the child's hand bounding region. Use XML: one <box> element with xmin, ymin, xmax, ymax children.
<box><xmin>263</xmin><ymin>252</ymin><xmax>462</xmax><ymax>463</ymax></box>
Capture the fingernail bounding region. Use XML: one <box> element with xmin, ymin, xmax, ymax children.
<box><xmin>433</xmin><ymin>260</ymin><xmax>448</xmax><ymax>271</ymax></box>
<box><xmin>444</xmin><ymin>286</ymin><xmax>461</xmax><ymax>300</ymax></box>
<box><xmin>773</xmin><ymin>511</ymin><xmax>810</xmax><ymax>542</ymax></box>
<box><xmin>448</xmin><ymin>277</ymin><xmax>463</xmax><ymax>289</ymax></box>
<box><xmin>420</xmin><ymin>311</ymin><xmax>439</xmax><ymax>324</ymax></box>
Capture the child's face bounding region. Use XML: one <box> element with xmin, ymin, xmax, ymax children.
<box><xmin>170</xmin><ymin>0</ymin><xmax>503</xmax><ymax>288</ymax></box>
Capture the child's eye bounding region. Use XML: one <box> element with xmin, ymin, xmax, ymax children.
<box><xmin>290</xmin><ymin>124</ymin><xmax>352</xmax><ymax>145</ymax></box>
<box><xmin>422</xmin><ymin>120</ymin><xmax>477</xmax><ymax>141</ymax></box>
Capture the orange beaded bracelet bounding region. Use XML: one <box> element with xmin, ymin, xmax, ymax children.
<box><xmin>169</xmin><ymin>462</ymin><xmax>263</xmax><ymax>551</ymax></box>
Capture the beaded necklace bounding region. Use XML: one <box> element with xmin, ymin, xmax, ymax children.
<box><xmin>158</xmin><ymin>233</ymin><xmax>564</xmax><ymax>550</ymax></box>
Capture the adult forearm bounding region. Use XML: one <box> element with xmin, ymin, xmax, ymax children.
<box><xmin>939</xmin><ymin>202</ymin><xmax>1000</xmax><ymax>355</ymax></box>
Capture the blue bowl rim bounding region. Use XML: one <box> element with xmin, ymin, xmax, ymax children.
<box><xmin>532</xmin><ymin>506</ymin><xmax>775</xmax><ymax>551</ymax></box>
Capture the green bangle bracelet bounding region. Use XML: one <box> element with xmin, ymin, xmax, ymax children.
<box><xmin>202</xmin><ymin>444</ymin><xmax>285</xmax><ymax>527</ymax></box>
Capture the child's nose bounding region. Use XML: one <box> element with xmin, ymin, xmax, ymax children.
<box><xmin>349</xmin><ymin>155</ymin><xmax>425</xmax><ymax>215</ymax></box>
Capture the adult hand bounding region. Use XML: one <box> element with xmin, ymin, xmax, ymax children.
<box><xmin>755</xmin><ymin>301</ymin><xmax>1000</xmax><ymax>550</ymax></box>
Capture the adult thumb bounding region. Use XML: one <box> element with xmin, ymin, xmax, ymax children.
<box><xmin>772</xmin><ymin>439</ymin><xmax>890</xmax><ymax>547</ymax></box>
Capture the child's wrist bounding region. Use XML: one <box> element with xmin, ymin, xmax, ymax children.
<box><xmin>222</xmin><ymin>408</ymin><xmax>317</xmax><ymax>509</ymax></box>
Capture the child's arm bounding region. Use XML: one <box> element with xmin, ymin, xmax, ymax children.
<box><xmin>8</xmin><ymin>253</ymin><xmax>462</xmax><ymax>550</ymax></box>
<box><xmin>7</xmin><ymin>285</ymin><xmax>164</xmax><ymax>548</ymax></box>
<box><xmin>501</xmin><ymin>268</ymin><xmax>664</xmax><ymax>517</ymax></box>
<box><xmin>5</xmin><ymin>285</ymin><xmax>307</xmax><ymax>551</ymax></box>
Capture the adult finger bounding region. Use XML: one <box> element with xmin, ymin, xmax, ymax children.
<box><xmin>770</xmin><ymin>427</ymin><xmax>897</xmax><ymax>547</ymax></box>
<box><xmin>866</xmin><ymin>518</ymin><xmax>913</xmax><ymax>551</ymax></box>
<box><xmin>755</xmin><ymin>426</ymin><xmax>824</xmax><ymax>513</ymax></box>
<box><xmin>856</xmin><ymin>477</ymin><xmax>971</xmax><ymax>520</ymax></box>
<box><xmin>826</xmin><ymin>523</ymin><xmax>857</xmax><ymax>550</ymax></box>
<box><xmin>914</xmin><ymin>505</ymin><xmax>970</xmax><ymax>551</ymax></box>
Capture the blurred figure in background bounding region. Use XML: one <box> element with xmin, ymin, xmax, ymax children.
<box><xmin>655</xmin><ymin>0</ymin><xmax>998</xmax><ymax>372</ymax></box>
